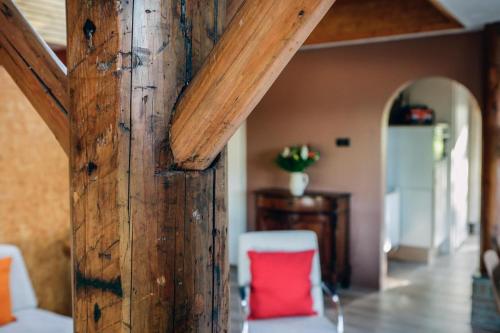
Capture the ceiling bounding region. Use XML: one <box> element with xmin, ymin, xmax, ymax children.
<box><xmin>305</xmin><ymin>0</ymin><xmax>462</xmax><ymax>46</ymax></box>
<box><xmin>11</xmin><ymin>0</ymin><xmax>500</xmax><ymax>48</ymax></box>
<box><xmin>14</xmin><ymin>0</ymin><xmax>66</xmax><ymax>47</ymax></box>
<box><xmin>435</xmin><ymin>0</ymin><xmax>500</xmax><ymax>29</ymax></box>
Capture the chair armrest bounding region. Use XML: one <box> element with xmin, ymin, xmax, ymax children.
<box><xmin>239</xmin><ymin>286</ymin><xmax>249</xmax><ymax>333</ymax></box>
<box><xmin>321</xmin><ymin>282</ymin><xmax>344</xmax><ymax>333</ymax></box>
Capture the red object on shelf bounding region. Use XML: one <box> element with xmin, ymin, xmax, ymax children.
<box><xmin>405</xmin><ymin>107</ymin><xmax>434</xmax><ymax>124</ymax></box>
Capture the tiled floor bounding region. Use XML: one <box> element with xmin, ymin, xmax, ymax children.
<box><xmin>230</xmin><ymin>237</ymin><xmax>495</xmax><ymax>333</ymax></box>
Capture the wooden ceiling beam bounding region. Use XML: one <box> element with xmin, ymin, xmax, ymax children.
<box><xmin>304</xmin><ymin>0</ymin><xmax>463</xmax><ymax>46</ymax></box>
<box><xmin>171</xmin><ymin>0</ymin><xmax>336</xmax><ymax>170</ymax></box>
<box><xmin>0</xmin><ymin>0</ymin><xmax>69</xmax><ymax>154</ymax></box>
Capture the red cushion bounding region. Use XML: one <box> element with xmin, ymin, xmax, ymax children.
<box><xmin>248</xmin><ymin>249</ymin><xmax>316</xmax><ymax>320</ymax></box>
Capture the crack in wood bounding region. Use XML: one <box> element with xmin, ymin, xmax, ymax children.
<box><xmin>207</xmin><ymin>0</ymin><xmax>220</xmax><ymax>43</ymax></box>
<box><xmin>119</xmin><ymin>121</ymin><xmax>130</xmax><ymax>132</ymax></box>
<box><xmin>180</xmin><ymin>0</ymin><xmax>193</xmax><ymax>86</ymax></box>
<box><xmin>98</xmin><ymin>252</ymin><xmax>112</xmax><ymax>260</ymax></box>
<box><xmin>1</xmin><ymin>36</ymin><xmax>68</xmax><ymax>116</ymax></box>
<box><xmin>133</xmin><ymin>85</ymin><xmax>157</xmax><ymax>90</ymax></box>
<box><xmin>157</xmin><ymin>41</ymin><xmax>168</xmax><ymax>54</ymax></box>
<box><xmin>93</xmin><ymin>303</ymin><xmax>102</xmax><ymax>322</ymax></box>
<box><xmin>1</xmin><ymin>3</ymin><xmax>12</xmax><ymax>18</ymax></box>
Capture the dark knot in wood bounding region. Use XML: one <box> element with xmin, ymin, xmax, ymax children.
<box><xmin>83</xmin><ymin>19</ymin><xmax>96</xmax><ymax>48</ymax></box>
<box><xmin>87</xmin><ymin>161</ymin><xmax>98</xmax><ymax>175</ymax></box>
<box><xmin>83</xmin><ymin>19</ymin><xmax>96</xmax><ymax>40</ymax></box>
<box><xmin>75</xmin><ymin>270</ymin><xmax>123</xmax><ymax>297</ymax></box>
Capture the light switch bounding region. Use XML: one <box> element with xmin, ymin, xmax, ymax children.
<box><xmin>336</xmin><ymin>138</ymin><xmax>350</xmax><ymax>147</ymax></box>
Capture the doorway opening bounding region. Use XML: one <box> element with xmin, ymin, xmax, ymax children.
<box><xmin>382</xmin><ymin>77</ymin><xmax>482</xmax><ymax>288</ymax></box>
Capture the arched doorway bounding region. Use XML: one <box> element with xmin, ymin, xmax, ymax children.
<box><xmin>381</xmin><ymin>77</ymin><xmax>482</xmax><ymax>287</ymax></box>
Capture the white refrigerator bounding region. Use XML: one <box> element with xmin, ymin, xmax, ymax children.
<box><xmin>385</xmin><ymin>124</ymin><xmax>450</xmax><ymax>261</ymax></box>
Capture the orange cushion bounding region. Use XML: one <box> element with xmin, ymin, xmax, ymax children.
<box><xmin>0</xmin><ymin>257</ymin><xmax>15</xmax><ymax>326</ymax></box>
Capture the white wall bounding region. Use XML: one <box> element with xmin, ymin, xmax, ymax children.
<box><xmin>468</xmin><ymin>102</ymin><xmax>482</xmax><ymax>227</ymax></box>
<box><xmin>450</xmin><ymin>83</ymin><xmax>471</xmax><ymax>248</ymax></box>
<box><xmin>228</xmin><ymin>123</ymin><xmax>247</xmax><ymax>265</ymax></box>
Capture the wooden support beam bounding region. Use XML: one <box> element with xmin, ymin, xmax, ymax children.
<box><xmin>171</xmin><ymin>0</ymin><xmax>335</xmax><ymax>170</ymax></box>
<box><xmin>0</xmin><ymin>0</ymin><xmax>69</xmax><ymax>154</ymax></box>
<box><xmin>67</xmin><ymin>1</ymin><xmax>228</xmax><ymax>332</ymax></box>
<box><xmin>480</xmin><ymin>23</ymin><xmax>500</xmax><ymax>274</ymax></box>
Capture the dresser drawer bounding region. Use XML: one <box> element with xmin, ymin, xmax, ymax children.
<box><xmin>256</xmin><ymin>194</ymin><xmax>335</xmax><ymax>213</ymax></box>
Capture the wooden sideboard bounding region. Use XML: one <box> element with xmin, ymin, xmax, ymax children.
<box><xmin>255</xmin><ymin>188</ymin><xmax>351</xmax><ymax>288</ymax></box>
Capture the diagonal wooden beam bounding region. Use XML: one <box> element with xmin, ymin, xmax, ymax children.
<box><xmin>0</xmin><ymin>0</ymin><xmax>69</xmax><ymax>154</ymax></box>
<box><xmin>171</xmin><ymin>0</ymin><xmax>335</xmax><ymax>170</ymax></box>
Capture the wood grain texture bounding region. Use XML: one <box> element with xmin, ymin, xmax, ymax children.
<box><xmin>67</xmin><ymin>0</ymin><xmax>133</xmax><ymax>332</ymax></box>
<box><xmin>304</xmin><ymin>0</ymin><xmax>462</xmax><ymax>45</ymax></box>
<box><xmin>0</xmin><ymin>0</ymin><xmax>69</xmax><ymax>154</ymax></box>
<box><xmin>67</xmin><ymin>0</ymin><xmax>228</xmax><ymax>332</ymax></box>
<box><xmin>226</xmin><ymin>0</ymin><xmax>244</xmax><ymax>25</ymax></box>
<box><xmin>171</xmin><ymin>0</ymin><xmax>335</xmax><ymax>170</ymax></box>
<box><xmin>213</xmin><ymin>148</ymin><xmax>229</xmax><ymax>333</ymax></box>
<box><xmin>480</xmin><ymin>23</ymin><xmax>500</xmax><ymax>275</ymax></box>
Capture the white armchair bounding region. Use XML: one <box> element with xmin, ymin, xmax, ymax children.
<box><xmin>238</xmin><ymin>231</ymin><xmax>343</xmax><ymax>333</ymax></box>
<box><xmin>0</xmin><ymin>245</ymin><xmax>72</xmax><ymax>333</ymax></box>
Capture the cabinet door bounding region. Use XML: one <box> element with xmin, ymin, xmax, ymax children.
<box><xmin>288</xmin><ymin>214</ymin><xmax>333</xmax><ymax>281</ymax></box>
<box><xmin>335</xmin><ymin>202</ymin><xmax>350</xmax><ymax>287</ymax></box>
<box><xmin>257</xmin><ymin>210</ymin><xmax>289</xmax><ymax>230</ymax></box>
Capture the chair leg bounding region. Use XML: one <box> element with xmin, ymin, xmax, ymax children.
<box><xmin>240</xmin><ymin>286</ymin><xmax>250</xmax><ymax>333</ymax></box>
<box><xmin>331</xmin><ymin>293</ymin><xmax>344</xmax><ymax>333</ymax></box>
<box><xmin>322</xmin><ymin>282</ymin><xmax>344</xmax><ymax>333</ymax></box>
<box><xmin>242</xmin><ymin>320</ymin><xmax>249</xmax><ymax>333</ymax></box>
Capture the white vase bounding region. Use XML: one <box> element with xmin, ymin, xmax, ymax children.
<box><xmin>289</xmin><ymin>172</ymin><xmax>309</xmax><ymax>196</ymax></box>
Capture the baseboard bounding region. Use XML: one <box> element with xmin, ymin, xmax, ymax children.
<box><xmin>388</xmin><ymin>245</ymin><xmax>432</xmax><ymax>263</ymax></box>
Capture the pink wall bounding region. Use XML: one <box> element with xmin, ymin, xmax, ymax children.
<box><xmin>247</xmin><ymin>32</ymin><xmax>483</xmax><ymax>289</ymax></box>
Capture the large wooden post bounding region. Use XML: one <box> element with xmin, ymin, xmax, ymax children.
<box><xmin>67</xmin><ymin>1</ymin><xmax>228</xmax><ymax>332</ymax></box>
<box><xmin>481</xmin><ymin>23</ymin><xmax>500</xmax><ymax>274</ymax></box>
